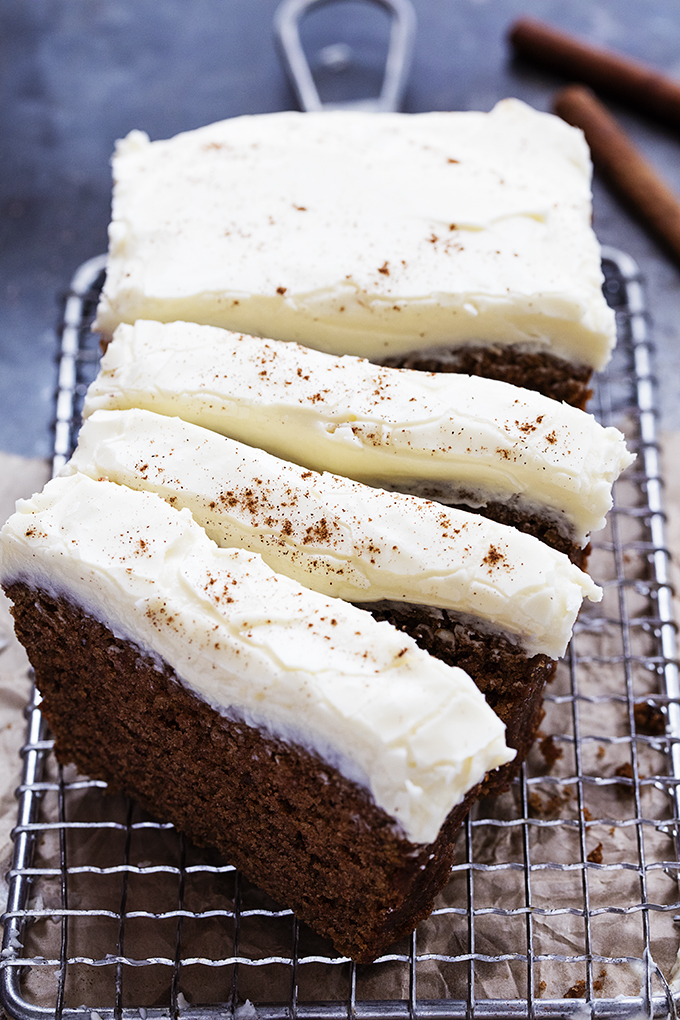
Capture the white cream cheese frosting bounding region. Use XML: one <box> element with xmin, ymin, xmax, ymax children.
<box><xmin>83</xmin><ymin>320</ymin><xmax>635</xmax><ymax>547</ymax></box>
<box><xmin>0</xmin><ymin>472</ymin><xmax>515</xmax><ymax>845</ymax></box>
<box><xmin>94</xmin><ymin>101</ymin><xmax>615</xmax><ymax>369</ymax></box>
<box><xmin>68</xmin><ymin>408</ymin><xmax>601</xmax><ymax>659</ymax></box>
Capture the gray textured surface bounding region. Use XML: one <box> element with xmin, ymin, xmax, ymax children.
<box><xmin>2</xmin><ymin>0</ymin><xmax>679</xmax><ymax>457</ymax></box>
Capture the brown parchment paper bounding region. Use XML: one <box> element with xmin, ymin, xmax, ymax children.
<box><xmin>2</xmin><ymin>439</ymin><xmax>680</xmax><ymax>1014</ymax></box>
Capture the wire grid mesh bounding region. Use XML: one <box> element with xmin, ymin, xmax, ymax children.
<box><xmin>1</xmin><ymin>248</ymin><xmax>680</xmax><ymax>1020</ymax></box>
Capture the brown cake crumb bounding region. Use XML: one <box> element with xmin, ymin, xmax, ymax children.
<box><xmin>565</xmin><ymin>980</ymin><xmax>586</xmax><ymax>999</ymax></box>
<box><xmin>528</xmin><ymin>791</ymin><xmax>544</xmax><ymax>816</ymax></box>
<box><xmin>634</xmin><ymin>700</ymin><xmax>666</xmax><ymax>735</ymax></box>
<box><xmin>528</xmin><ymin>787</ymin><xmax>571</xmax><ymax>817</ymax></box>
<box><xmin>587</xmin><ymin>842</ymin><xmax>603</xmax><ymax>864</ymax></box>
<box><xmin>564</xmin><ymin>971</ymin><xmax>606</xmax><ymax>998</ymax></box>
<box><xmin>546</xmin><ymin>789</ymin><xmax>570</xmax><ymax>814</ymax></box>
<box><xmin>615</xmin><ymin>762</ymin><xmax>634</xmax><ymax>792</ymax></box>
<box><xmin>539</xmin><ymin>734</ymin><xmax>563</xmax><ymax>770</ymax></box>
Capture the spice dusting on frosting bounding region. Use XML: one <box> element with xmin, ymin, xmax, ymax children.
<box><xmin>83</xmin><ymin>320</ymin><xmax>634</xmax><ymax>548</ymax></box>
<box><xmin>66</xmin><ymin>407</ymin><xmax>602</xmax><ymax>659</ymax></box>
<box><xmin>95</xmin><ymin>102</ymin><xmax>615</xmax><ymax>370</ymax></box>
<box><xmin>483</xmin><ymin>544</ymin><xmax>508</xmax><ymax>570</ymax></box>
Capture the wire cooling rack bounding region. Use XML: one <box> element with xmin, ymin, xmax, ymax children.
<box><xmin>1</xmin><ymin>248</ymin><xmax>680</xmax><ymax>1020</ymax></box>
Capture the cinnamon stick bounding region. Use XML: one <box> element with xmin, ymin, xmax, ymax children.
<box><xmin>510</xmin><ymin>16</ymin><xmax>680</xmax><ymax>130</ymax></box>
<box><xmin>554</xmin><ymin>85</ymin><xmax>680</xmax><ymax>263</ymax></box>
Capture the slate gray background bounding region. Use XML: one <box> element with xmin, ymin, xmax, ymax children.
<box><xmin>2</xmin><ymin>0</ymin><xmax>679</xmax><ymax>458</ymax></box>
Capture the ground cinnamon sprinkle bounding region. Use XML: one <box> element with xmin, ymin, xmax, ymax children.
<box><xmin>483</xmin><ymin>544</ymin><xmax>505</xmax><ymax>567</ymax></box>
<box><xmin>302</xmin><ymin>519</ymin><xmax>332</xmax><ymax>545</ymax></box>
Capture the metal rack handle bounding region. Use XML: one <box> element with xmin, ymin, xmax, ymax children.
<box><xmin>274</xmin><ymin>0</ymin><xmax>416</xmax><ymax>112</ymax></box>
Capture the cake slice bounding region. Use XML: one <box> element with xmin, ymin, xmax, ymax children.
<box><xmin>94</xmin><ymin>101</ymin><xmax>615</xmax><ymax>407</ymax></box>
<box><xmin>0</xmin><ymin>472</ymin><xmax>515</xmax><ymax>962</ymax></box>
<box><xmin>83</xmin><ymin>319</ymin><xmax>634</xmax><ymax>564</ymax></box>
<box><xmin>68</xmin><ymin>407</ymin><xmax>601</xmax><ymax>661</ymax></box>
